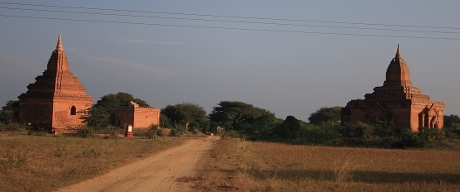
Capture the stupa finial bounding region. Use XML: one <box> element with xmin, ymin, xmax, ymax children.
<box><xmin>56</xmin><ymin>35</ymin><xmax>63</xmax><ymax>51</ymax></box>
<box><xmin>395</xmin><ymin>44</ymin><xmax>401</xmax><ymax>60</ymax></box>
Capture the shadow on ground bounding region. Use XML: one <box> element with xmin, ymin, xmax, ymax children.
<box><xmin>221</xmin><ymin>169</ymin><xmax>459</xmax><ymax>184</ymax></box>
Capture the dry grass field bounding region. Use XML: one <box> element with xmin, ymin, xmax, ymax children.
<box><xmin>195</xmin><ymin>138</ymin><xmax>460</xmax><ymax>192</ymax></box>
<box><xmin>0</xmin><ymin>132</ymin><xmax>188</xmax><ymax>192</ymax></box>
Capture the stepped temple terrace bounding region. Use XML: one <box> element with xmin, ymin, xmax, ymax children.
<box><xmin>15</xmin><ymin>35</ymin><xmax>93</xmax><ymax>133</ymax></box>
<box><xmin>341</xmin><ymin>45</ymin><xmax>445</xmax><ymax>131</ymax></box>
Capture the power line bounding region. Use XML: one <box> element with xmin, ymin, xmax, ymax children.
<box><xmin>1</xmin><ymin>1</ymin><xmax>460</xmax><ymax>31</ymax></box>
<box><xmin>1</xmin><ymin>6</ymin><xmax>460</xmax><ymax>35</ymax></box>
<box><xmin>2</xmin><ymin>14</ymin><xmax>460</xmax><ymax>41</ymax></box>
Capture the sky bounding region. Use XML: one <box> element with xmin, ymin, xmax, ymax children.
<box><xmin>1</xmin><ymin>1</ymin><xmax>459</xmax><ymax>121</ymax></box>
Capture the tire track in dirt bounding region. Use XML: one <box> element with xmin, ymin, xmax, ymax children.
<box><xmin>58</xmin><ymin>136</ymin><xmax>219</xmax><ymax>192</ymax></box>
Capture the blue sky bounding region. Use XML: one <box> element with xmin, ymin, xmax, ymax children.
<box><xmin>1</xmin><ymin>1</ymin><xmax>459</xmax><ymax>121</ymax></box>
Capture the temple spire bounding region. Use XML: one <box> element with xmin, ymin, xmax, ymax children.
<box><xmin>384</xmin><ymin>44</ymin><xmax>412</xmax><ymax>87</ymax></box>
<box><xmin>46</xmin><ymin>35</ymin><xmax>69</xmax><ymax>71</ymax></box>
<box><xmin>395</xmin><ymin>44</ymin><xmax>401</xmax><ymax>60</ymax></box>
<box><xmin>56</xmin><ymin>35</ymin><xmax>63</xmax><ymax>51</ymax></box>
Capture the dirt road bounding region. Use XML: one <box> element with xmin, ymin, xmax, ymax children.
<box><xmin>59</xmin><ymin>136</ymin><xmax>219</xmax><ymax>192</ymax></box>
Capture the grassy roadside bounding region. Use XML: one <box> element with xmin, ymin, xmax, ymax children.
<box><xmin>0</xmin><ymin>133</ymin><xmax>188</xmax><ymax>192</ymax></box>
<box><xmin>194</xmin><ymin>137</ymin><xmax>460</xmax><ymax>191</ymax></box>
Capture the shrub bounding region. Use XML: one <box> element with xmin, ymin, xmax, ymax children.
<box><xmin>145</xmin><ymin>125</ymin><xmax>158</xmax><ymax>139</ymax></box>
<box><xmin>343</xmin><ymin>122</ymin><xmax>374</xmax><ymax>140</ymax></box>
<box><xmin>190</xmin><ymin>127</ymin><xmax>199</xmax><ymax>135</ymax></box>
<box><xmin>370</xmin><ymin>136</ymin><xmax>400</xmax><ymax>148</ymax></box>
<box><xmin>169</xmin><ymin>129</ymin><xmax>179</xmax><ymax>137</ymax></box>
<box><xmin>398</xmin><ymin>128</ymin><xmax>426</xmax><ymax>148</ymax></box>
<box><xmin>0</xmin><ymin>123</ymin><xmax>27</xmax><ymax>132</ymax></box>
<box><xmin>27</xmin><ymin>127</ymin><xmax>48</xmax><ymax>136</ymax></box>
<box><xmin>75</xmin><ymin>127</ymin><xmax>95</xmax><ymax>138</ymax></box>
<box><xmin>373</xmin><ymin>120</ymin><xmax>396</xmax><ymax>137</ymax></box>
<box><xmin>170</xmin><ymin>125</ymin><xmax>186</xmax><ymax>136</ymax></box>
<box><xmin>221</xmin><ymin>130</ymin><xmax>243</xmax><ymax>139</ymax></box>
<box><xmin>418</xmin><ymin>127</ymin><xmax>443</xmax><ymax>141</ymax></box>
<box><xmin>157</xmin><ymin>128</ymin><xmax>171</xmax><ymax>137</ymax></box>
<box><xmin>296</xmin><ymin>124</ymin><xmax>342</xmax><ymax>145</ymax></box>
<box><xmin>444</xmin><ymin>126</ymin><xmax>460</xmax><ymax>139</ymax></box>
<box><xmin>104</xmin><ymin>126</ymin><xmax>118</xmax><ymax>139</ymax></box>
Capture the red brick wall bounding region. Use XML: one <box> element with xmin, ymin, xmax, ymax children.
<box><xmin>114</xmin><ymin>106</ymin><xmax>160</xmax><ymax>129</ymax></box>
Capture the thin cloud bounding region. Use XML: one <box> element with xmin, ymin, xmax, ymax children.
<box><xmin>110</xmin><ymin>38</ymin><xmax>186</xmax><ymax>45</ymax></box>
<box><xmin>83</xmin><ymin>55</ymin><xmax>179</xmax><ymax>79</ymax></box>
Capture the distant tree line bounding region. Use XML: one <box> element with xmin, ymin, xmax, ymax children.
<box><xmin>1</xmin><ymin>93</ymin><xmax>460</xmax><ymax>149</ymax></box>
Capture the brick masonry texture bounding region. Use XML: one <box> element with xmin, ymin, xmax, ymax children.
<box><xmin>342</xmin><ymin>45</ymin><xmax>445</xmax><ymax>131</ymax></box>
<box><xmin>16</xmin><ymin>35</ymin><xmax>93</xmax><ymax>133</ymax></box>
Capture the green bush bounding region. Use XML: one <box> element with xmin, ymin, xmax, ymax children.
<box><xmin>296</xmin><ymin>124</ymin><xmax>342</xmax><ymax>145</ymax></box>
<box><xmin>373</xmin><ymin>120</ymin><xmax>396</xmax><ymax>137</ymax></box>
<box><xmin>343</xmin><ymin>122</ymin><xmax>374</xmax><ymax>140</ymax></box>
<box><xmin>145</xmin><ymin>125</ymin><xmax>159</xmax><ymax>139</ymax></box>
<box><xmin>444</xmin><ymin>125</ymin><xmax>460</xmax><ymax>139</ymax></box>
<box><xmin>418</xmin><ymin>127</ymin><xmax>443</xmax><ymax>141</ymax></box>
<box><xmin>170</xmin><ymin>125</ymin><xmax>186</xmax><ymax>136</ymax></box>
<box><xmin>398</xmin><ymin>128</ymin><xmax>426</xmax><ymax>148</ymax></box>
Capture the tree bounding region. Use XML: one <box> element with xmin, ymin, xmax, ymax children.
<box><xmin>0</xmin><ymin>100</ymin><xmax>18</xmax><ymax>123</ymax></box>
<box><xmin>0</xmin><ymin>110</ymin><xmax>13</xmax><ymax>123</ymax></box>
<box><xmin>160</xmin><ymin>114</ymin><xmax>172</xmax><ymax>128</ymax></box>
<box><xmin>2</xmin><ymin>100</ymin><xmax>18</xmax><ymax>111</ymax></box>
<box><xmin>80</xmin><ymin>105</ymin><xmax>110</xmax><ymax>128</ymax></box>
<box><xmin>209</xmin><ymin>101</ymin><xmax>277</xmax><ymax>132</ymax></box>
<box><xmin>444</xmin><ymin>114</ymin><xmax>460</xmax><ymax>128</ymax></box>
<box><xmin>272</xmin><ymin>115</ymin><xmax>302</xmax><ymax>139</ymax></box>
<box><xmin>283</xmin><ymin>115</ymin><xmax>301</xmax><ymax>136</ymax></box>
<box><xmin>84</xmin><ymin>92</ymin><xmax>149</xmax><ymax>127</ymax></box>
<box><xmin>161</xmin><ymin>102</ymin><xmax>207</xmax><ymax>131</ymax></box>
<box><xmin>308</xmin><ymin>106</ymin><xmax>342</xmax><ymax>126</ymax></box>
<box><xmin>343</xmin><ymin>121</ymin><xmax>374</xmax><ymax>140</ymax></box>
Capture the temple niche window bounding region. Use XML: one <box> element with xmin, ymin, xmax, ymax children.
<box><xmin>70</xmin><ymin>106</ymin><xmax>76</xmax><ymax>115</ymax></box>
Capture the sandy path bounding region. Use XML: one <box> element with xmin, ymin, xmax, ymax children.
<box><xmin>58</xmin><ymin>136</ymin><xmax>219</xmax><ymax>192</ymax></box>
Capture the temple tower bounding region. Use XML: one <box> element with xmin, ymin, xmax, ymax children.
<box><xmin>342</xmin><ymin>45</ymin><xmax>445</xmax><ymax>131</ymax></box>
<box><xmin>17</xmin><ymin>35</ymin><xmax>93</xmax><ymax>133</ymax></box>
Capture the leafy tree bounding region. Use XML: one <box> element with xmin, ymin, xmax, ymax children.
<box><xmin>0</xmin><ymin>100</ymin><xmax>18</xmax><ymax>123</ymax></box>
<box><xmin>196</xmin><ymin>119</ymin><xmax>211</xmax><ymax>134</ymax></box>
<box><xmin>161</xmin><ymin>102</ymin><xmax>207</xmax><ymax>131</ymax></box>
<box><xmin>274</xmin><ymin>115</ymin><xmax>301</xmax><ymax>138</ymax></box>
<box><xmin>373</xmin><ymin>119</ymin><xmax>396</xmax><ymax>137</ymax></box>
<box><xmin>444</xmin><ymin>114</ymin><xmax>460</xmax><ymax>128</ymax></box>
<box><xmin>398</xmin><ymin>128</ymin><xmax>427</xmax><ymax>148</ymax></box>
<box><xmin>209</xmin><ymin>101</ymin><xmax>277</xmax><ymax>132</ymax></box>
<box><xmin>343</xmin><ymin>122</ymin><xmax>375</xmax><ymax>140</ymax></box>
<box><xmin>84</xmin><ymin>92</ymin><xmax>149</xmax><ymax>127</ymax></box>
<box><xmin>95</xmin><ymin>92</ymin><xmax>148</xmax><ymax>111</ymax></box>
<box><xmin>308</xmin><ymin>106</ymin><xmax>342</xmax><ymax>126</ymax></box>
<box><xmin>80</xmin><ymin>105</ymin><xmax>110</xmax><ymax>128</ymax></box>
<box><xmin>160</xmin><ymin>114</ymin><xmax>172</xmax><ymax>128</ymax></box>
<box><xmin>0</xmin><ymin>110</ymin><xmax>13</xmax><ymax>123</ymax></box>
<box><xmin>2</xmin><ymin>100</ymin><xmax>18</xmax><ymax>110</ymax></box>
<box><xmin>418</xmin><ymin>127</ymin><xmax>443</xmax><ymax>141</ymax></box>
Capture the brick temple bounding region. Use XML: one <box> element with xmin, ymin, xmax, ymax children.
<box><xmin>341</xmin><ymin>45</ymin><xmax>445</xmax><ymax>131</ymax></box>
<box><xmin>16</xmin><ymin>35</ymin><xmax>93</xmax><ymax>133</ymax></box>
<box><xmin>114</xmin><ymin>101</ymin><xmax>161</xmax><ymax>129</ymax></box>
